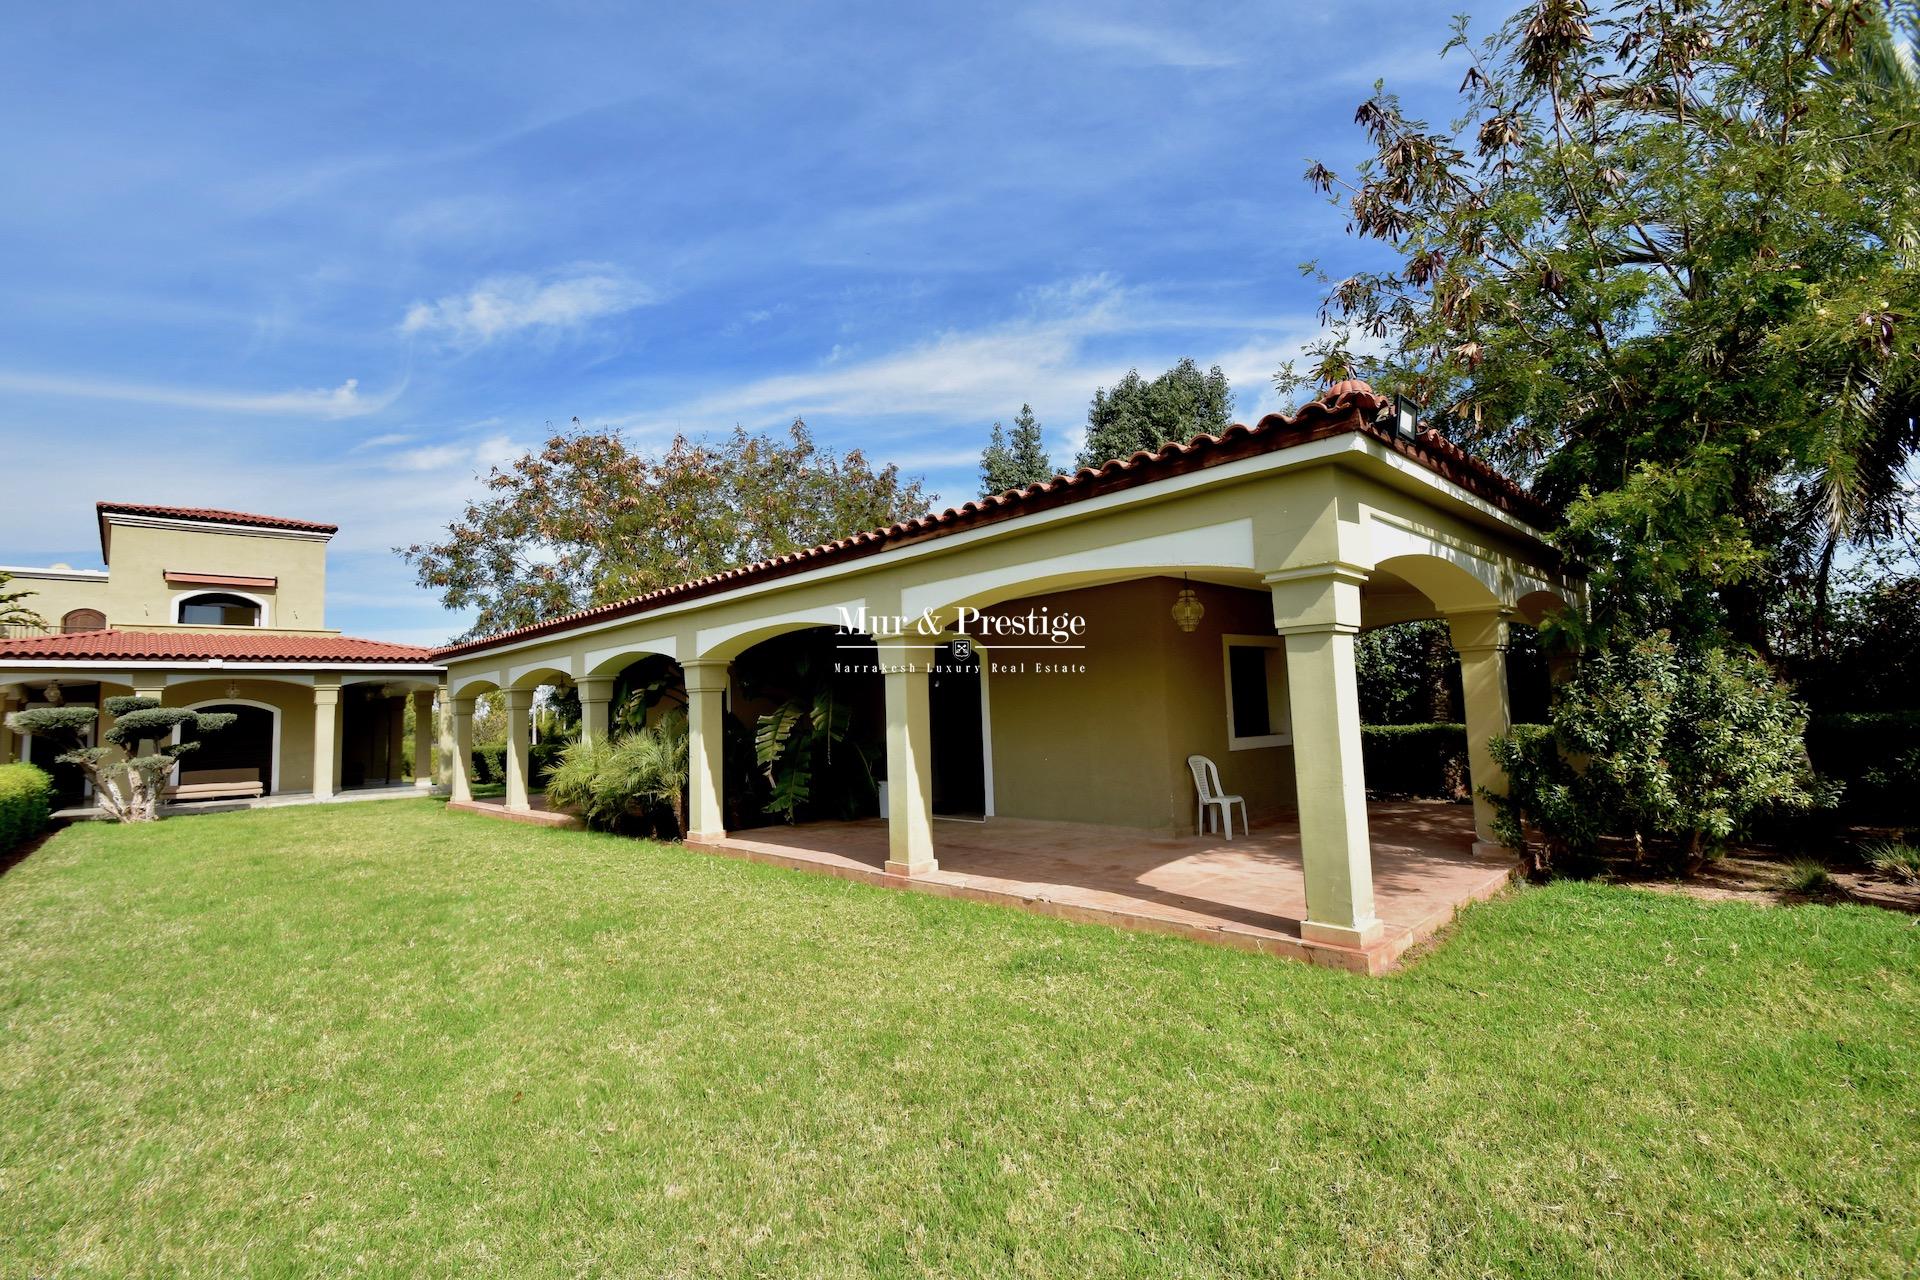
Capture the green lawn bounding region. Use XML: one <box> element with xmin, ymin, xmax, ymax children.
<box><xmin>1</xmin><ymin>801</ymin><xmax>1916</xmax><ymax>1277</ymax></box>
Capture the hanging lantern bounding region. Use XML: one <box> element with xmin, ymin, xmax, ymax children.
<box><xmin>1170</xmin><ymin>578</ymin><xmax>1205</xmax><ymax>632</ymax></box>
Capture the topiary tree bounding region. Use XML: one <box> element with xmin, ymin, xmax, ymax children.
<box><xmin>1487</xmin><ymin>635</ymin><xmax>1825</xmax><ymax>874</ymax></box>
<box><xmin>4</xmin><ymin>696</ymin><xmax>235</xmax><ymax>822</ymax></box>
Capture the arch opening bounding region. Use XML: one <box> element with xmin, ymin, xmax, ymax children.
<box><xmin>176</xmin><ymin>592</ymin><xmax>264</xmax><ymax>627</ymax></box>
<box><xmin>176</xmin><ymin>700</ymin><xmax>279</xmax><ymax>796</ymax></box>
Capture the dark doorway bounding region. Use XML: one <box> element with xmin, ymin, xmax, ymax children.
<box><xmin>20</xmin><ymin>684</ymin><xmax>99</xmax><ymax>809</ymax></box>
<box><xmin>930</xmin><ymin>643</ymin><xmax>986</xmax><ymax>819</ymax></box>
<box><xmin>179</xmin><ymin>703</ymin><xmax>275</xmax><ymax>794</ymax></box>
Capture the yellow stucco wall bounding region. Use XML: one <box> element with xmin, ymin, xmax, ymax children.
<box><xmin>982</xmin><ymin>579</ymin><xmax>1295</xmax><ymax>834</ymax></box>
<box><xmin>2</xmin><ymin>571</ymin><xmax>109</xmax><ymax>629</ymax></box>
<box><xmin>128</xmin><ymin>677</ymin><xmax>321</xmax><ymax>794</ymax></box>
<box><xmin>101</xmin><ymin>521</ymin><xmax>330</xmax><ymax>631</ymax></box>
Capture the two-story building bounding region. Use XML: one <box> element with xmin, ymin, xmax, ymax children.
<box><xmin>0</xmin><ymin>502</ymin><xmax>445</xmax><ymax>809</ymax></box>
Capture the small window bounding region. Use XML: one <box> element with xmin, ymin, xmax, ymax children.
<box><xmin>61</xmin><ymin>608</ymin><xmax>106</xmax><ymax>633</ymax></box>
<box><xmin>178</xmin><ymin>592</ymin><xmax>261</xmax><ymax>627</ymax></box>
<box><xmin>1222</xmin><ymin>636</ymin><xmax>1291</xmax><ymax>749</ymax></box>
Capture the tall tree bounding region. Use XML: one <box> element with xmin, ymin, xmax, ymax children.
<box><xmin>979</xmin><ymin>403</ymin><xmax>1057</xmax><ymax>495</ymax></box>
<box><xmin>1282</xmin><ymin>0</ymin><xmax>1920</xmax><ymax>655</ymax></box>
<box><xmin>1078</xmin><ymin>358</ymin><xmax>1234</xmax><ymax>469</ymax></box>
<box><xmin>403</xmin><ymin>418</ymin><xmax>931</xmax><ymax>641</ymax></box>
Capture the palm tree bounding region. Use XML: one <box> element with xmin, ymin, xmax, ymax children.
<box><xmin>1799</xmin><ymin>3</ymin><xmax>1920</xmax><ymax>622</ymax></box>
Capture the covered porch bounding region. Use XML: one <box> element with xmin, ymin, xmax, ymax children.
<box><xmin>0</xmin><ymin>661</ymin><xmax>448</xmax><ymax>811</ymax></box>
<box><xmin>437</xmin><ymin>382</ymin><xmax>1579</xmax><ymax>972</ymax></box>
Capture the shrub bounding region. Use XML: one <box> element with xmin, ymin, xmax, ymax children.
<box><xmin>1780</xmin><ymin>859</ymin><xmax>1834</xmax><ymax>895</ymax></box>
<box><xmin>0</xmin><ymin>762</ymin><xmax>53</xmax><ymax>853</ymax></box>
<box><xmin>469</xmin><ymin>741</ymin><xmax>568</xmax><ymax>788</ymax></box>
<box><xmin>470</xmin><ymin>744</ymin><xmax>507</xmax><ymax>785</ymax></box>
<box><xmin>529</xmin><ymin>740</ymin><xmax>566</xmax><ymax>787</ymax></box>
<box><xmin>1362</xmin><ymin>724</ymin><xmax>1468</xmax><ymax>798</ymax></box>
<box><xmin>1487</xmin><ymin>634</ymin><xmax>1820</xmax><ymax>873</ymax></box>
<box><xmin>543</xmin><ymin>715</ymin><xmax>689</xmax><ymax>836</ymax></box>
<box><xmin>1864</xmin><ymin>839</ymin><xmax>1920</xmax><ymax>885</ymax></box>
<box><xmin>543</xmin><ymin>737</ymin><xmax>618</xmax><ymax>823</ymax></box>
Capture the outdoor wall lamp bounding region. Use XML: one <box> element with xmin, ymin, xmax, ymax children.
<box><xmin>1393</xmin><ymin>393</ymin><xmax>1421</xmax><ymax>440</ymax></box>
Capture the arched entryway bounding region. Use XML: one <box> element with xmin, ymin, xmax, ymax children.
<box><xmin>178</xmin><ymin>700</ymin><xmax>279</xmax><ymax>795</ymax></box>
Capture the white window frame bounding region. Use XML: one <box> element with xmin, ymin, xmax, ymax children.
<box><xmin>1220</xmin><ymin>634</ymin><xmax>1292</xmax><ymax>750</ymax></box>
<box><xmin>171</xmin><ymin>589</ymin><xmax>271</xmax><ymax>627</ymax></box>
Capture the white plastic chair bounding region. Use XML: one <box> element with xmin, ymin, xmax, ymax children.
<box><xmin>1187</xmin><ymin>755</ymin><xmax>1248</xmax><ymax>840</ymax></box>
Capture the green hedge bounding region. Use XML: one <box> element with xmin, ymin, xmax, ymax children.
<box><xmin>530</xmin><ymin>740</ymin><xmax>565</xmax><ymax>786</ymax></box>
<box><xmin>1361</xmin><ymin>723</ymin><xmax>1551</xmax><ymax>799</ymax></box>
<box><xmin>1362</xmin><ymin>723</ymin><xmax>1469</xmax><ymax>798</ymax></box>
<box><xmin>471</xmin><ymin>743</ymin><xmax>506</xmax><ymax>785</ymax></box>
<box><xmin>1806</xmin><ymin>711</ymin><xmax>1920</xmax><ymax>823</ymax></box>
<box><xmin>470</xmin><ymin>741</ymin><xmax>567</xmax><ymax>788</ymax></box>
<box><xmin>0</xmin><ymin>762</ymin><xmax>54</xmax><ymax>854</ymax></box>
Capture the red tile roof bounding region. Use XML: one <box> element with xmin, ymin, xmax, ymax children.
<box><xmin>96</xmin><ymin>502</ymin><xmax>339</xmax><ymax>536</ymax></box>
<box><xmin>0</xmin><ymin>629</ymin><xmax>437</xmax><ymax>665</ymax></box>
<box><xmin>433</xmin><ymin>381</ymin><xmax>1556</xmax><ymax>662</ymax></box>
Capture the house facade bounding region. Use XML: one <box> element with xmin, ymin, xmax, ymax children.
<box><xmin>432</xmin><ymin>381</ymin><xmax>1579</xmax><ymax>965</ymax></box>
<box><xmin>0</xmin><ymin>503</ymin><xmax>445</xmax><ymax>807</ymax></box>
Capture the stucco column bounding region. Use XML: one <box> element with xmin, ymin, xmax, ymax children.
<box><xmin>503</xmin><ymin>688</ymin><xmax>534</xmax><ymax>812</ymax></box>
<box><xmin>447</xmin><ymin>696</ymin><xmax>474</xmax><ymax>804</ymax></box>
<box><xmin>435</xmin><ymin>686</ymin><xmax>455</xmax><ymax>786</ymax></box>
<box><xmin>312</xmin><ymin>677</ymin><xmax>341</xmax><ymax>799</ymax></box>
<box><xmin>1449</xmin><ymin>606</ymin><xmax>1514</xmax><ymax>856</ymax></box>
<box><xmin>384</xmin><ymin>695</ymin><xmax>407</xmax><ymax>785</ymax></box>
<box><xmin>878</xmin><ymin>637</ymin><xmax>937</xmax><ymax>877</ymax></box>
<box><xmin>411</xmin><ymin>690</ymin><xmax>435</xmax><ymax>787</ymax></box>
<box><xmin>577</xmin><ymin>676</ymin><xmax>615</xmax><ymax>744</ymax></box>
<box><xmin>683</xmin><ymin>660</ymin><xmax>729</xmax><ymax>841</ymax></box>
<box><xmin>1268</xmin><ymin>565</ymin><xmax>1382</xmax><ymax>950</ymax></box>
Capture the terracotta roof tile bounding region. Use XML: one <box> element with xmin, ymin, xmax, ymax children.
<box><xmin>96</xmin><ymin>502</ymin><xmax>339</xmax><ymax>536</ymax></box>
<box><xmin>433</xmin><ymin>381</ymin><xmax>1556</xmax><ymax>661</ymax></box>
<box><xmin>0</xmin><ymin>629</ymin><xmax>437</xmax><ymax>664</ymax></box>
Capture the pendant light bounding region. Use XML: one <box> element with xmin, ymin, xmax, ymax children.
<box><xmin>1171</xmin><ymin>575</ymin><xmax>1204</xmax><ymax>632</ymax></box>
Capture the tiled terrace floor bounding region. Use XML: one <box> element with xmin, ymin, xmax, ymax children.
<box><xmin>700</xmin><ymin>800</ymin><xmax>1515</xmax><ymax>973</ymax></box>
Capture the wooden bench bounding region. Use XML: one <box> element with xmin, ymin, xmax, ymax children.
<box><xmin>165</xmin><ymin>768</ymin><xmax>265</xmax><ymax>803</ymax></box>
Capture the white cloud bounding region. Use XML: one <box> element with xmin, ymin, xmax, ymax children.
<box><xmin>400</xmin><ymin>268</ymin><xmax>656</xmax><ymax>345</ymax></box>
<box><xmin>350</xmin><ymin>431</ymin><xmax>417</xmax><ymax>451</ymax></box>
<box><xmin>386</xmin><ymin>433</ymin><xmax>526</xmax><ymax>473</ymax></box>
<box><xmin>623</xmin><ymin>274</ymin><xmax>1318</xmax><ymax>446</ymax></box>
<box><xmin>1030</xmin><ymin>15</ymin><xmax>1242</xmax><ymax>70</ymax></box>
<box><xmin>0</xmin><ymin>370</ymin><xmax>401</xmax><ymax>418</ymax></box>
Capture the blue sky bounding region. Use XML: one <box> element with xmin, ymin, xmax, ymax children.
<box><xmin>0</xmin><ymin>1</ymin><xmax>1471</xmax><ymax>644</ymax></box>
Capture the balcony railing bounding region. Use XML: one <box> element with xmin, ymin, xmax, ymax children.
<box><xmin>2</xmin><ymin>623</ymin><xmax>69</xmax><ymax>639</ymax></box>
